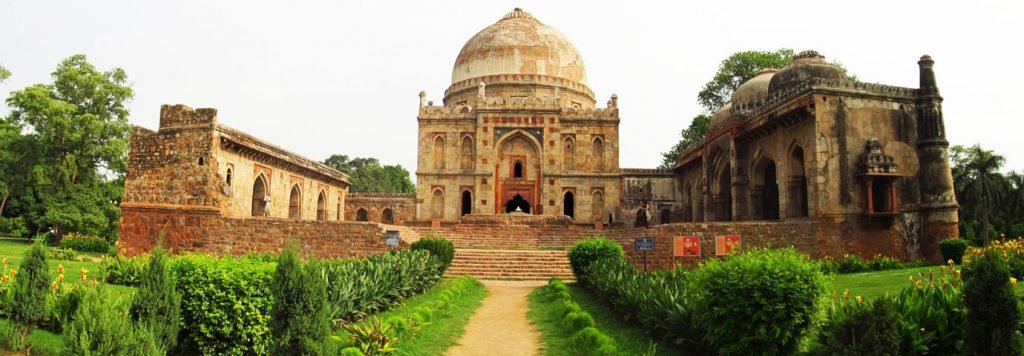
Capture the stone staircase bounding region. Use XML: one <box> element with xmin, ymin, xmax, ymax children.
<box><xmin>445</xmin><ymin>249</ymin><xmax>575</xmax><ymax>280</ymax></box>
<box><xmin>412</xmin><ymin>225</ymin><xmax>592</xmax><ymax>250</ymax></box>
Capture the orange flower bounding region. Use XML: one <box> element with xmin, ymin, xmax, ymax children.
<box><xmin>57</xmin><ymin>264</ymin><xmax>64</xmax><ymax>274</ymax></box>
<box><xmin>80</xmin><ymin>268</ymin><xmax>88</xmax><ymax>281</ymax></box>
<box><xmin>8</xmin><ymin>268</ymin><xmax>15</xmax><ymax>277</ymax></box>
<box><xmin>57</xmin><ymin>273</ymin><xmax>64</xmax><ymax>284</ymax></box>
<box><xmin>50</xmin><ymin>281</ymin><xmax>58</xmax><ymax>293</ymax></box>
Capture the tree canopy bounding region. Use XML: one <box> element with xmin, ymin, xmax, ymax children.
<box><xmin>2</xmin><ymin>55</ymin><xmax>131</xmax><ymax>241</ymax></box>
<box><xmin>951</xmin><ymin>144</ymin><xmax>1024</xmax><ymax>244</ymax></box>
<box><xmin>322</xmin><ymin>155</ymin><xmax>415</xmax><ymax>194</ymax></box>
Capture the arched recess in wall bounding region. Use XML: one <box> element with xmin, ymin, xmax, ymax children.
<box><xmin>316</xmin><ymin>191</ymin><xmax>327</xmax><ymax>221</ymax></box>
<box><xmin>336</xmin><ymin>197</ymin><xmax>342</xmax><ymax>221</ymax></box>
<box><xmin>592</xmin><ymin>137</ymin><xmax>605</xmax><ymax>171</ymax></box>
<box><xmin>712</xmin><ymin>153</ymin><xmax>732</xmax><ymax>222</ymax></box>
<box><xmin>431</xmin><ymin>189</ymin><xmax>445</xmax><ymax>220</ymax></box>
<box><xmin>433</xmin><ymin>135</ymin><xmax>446</xmax><ymax>171</ymax></box>
<box><xmin>563</xmin><ymin>191</ymin><xmax>575</xmax><ymax>220</ymax></box>
<box><xmin>226</xmin><ymin>168</ymin><xmax>233</xmax><ymax>186</ymax></box>
<box><xmin>682</xmin><ymin>182</ymin><xmax>692</xmax><ymax>222</ymax></box>
<box><xmin>461</xmin><ymin>190</ymin><xmax>472</xmax><ymax>216</ymax></box>
<box><xmin>460</xmin><ymin>136</ymin><xmax>474</xmax><ymax>172</ymax></box>
<box><xmin>751</xmin><ymin>154</ymin><xmax>780</xmax><ymax>220</ymax></box>
<box><xmin>356</xmin><ymin>208</ymin><xmax>368</xmax><ymax>221</ymax></box>
<box><xmin>382</xmin><ymin>208</ymin><xmax>394</xmax><ymax>224</ymax></box>
<box><xmin>592</xmin><ymin>191</ymin><xmax>604</xmax><ymax>223</ymax></box>
<box><xmin>695</xmin><ymin>177</ymin><xmax>706</xmax><ymax>222</ymax></box>
<box><xmin>251</xmin><ymin>174</ymin><xmax>268</xmax><ymax>217</ymax></box>
<box><xmin>789</xmin><ymin>144</ymin><xmax>809</xmax><ymax>218</ymax></box>
<box><xmin>661</xmin><ymin>209</ymin><xmax>671</xmax><ymax>224</ymax></box>
<box><xmin>288</xmin><ymin>185</ymin><xmax>302</xmax><ymax>219</ymax></box>
<box><xmin>513</xmin><ymin>160</ymin><xmax>524</xmax><ymax>178</ymax></box>
<box><xmin>563</xmin><ymin>137</ymin><xmax>575</xmax><ymax>171</ymax></box>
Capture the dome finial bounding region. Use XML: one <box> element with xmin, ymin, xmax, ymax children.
<box><xmin>501</xmin><ymin>8</ymin><xmax>534</xmax><ymax>21</ymax></box>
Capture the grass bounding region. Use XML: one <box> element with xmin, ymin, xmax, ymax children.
<box><xmin>829</xmin><ymin>264</ymin><xmax>1024</xmax><ymax>300</ymax></box>
<box><xmin>0</xmin><ymin>318</ymin><xmax>64</xmax><ymax>355</ymax></box>
<box><xmin>0</xmin><ymin>239</ymin><xmax>136</xmax><ymax>296</ymax></box>
<box><xmin>329</xmin><ymin>276</ymin><xmax>488</xmax><ymax>355</ymax></box>
<box><xmin>528</xmin><ymin>281</ymin><xmax>679</xmax><ymax>356</ymax></box>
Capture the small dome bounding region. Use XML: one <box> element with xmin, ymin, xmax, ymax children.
<box><xmin>731</xmin><ymin>68</ymin><xmax>777</xmax><ymax>106</ymax></box>
<box><xmin>708</xmin><ymin>103</ymin><xmax>733</xmax><ymax>132</ymax></box>
<box><xmin>768</xmin><ymin>50</ymin><xmax>846</xmax><ymax>93</ymax></box>
<box><xmin>451</xmin><ymin>8</ymin><xmax>587</xmax><ymax>85</ymax></box>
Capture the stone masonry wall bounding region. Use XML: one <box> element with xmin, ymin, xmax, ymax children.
<box><xmin>345</xmin><ymin>193</ymin><xmax>417</xmax><ymax>225</ymax></box>
<box><xmin>119</xmin><ymin>205</ymin><xmax>390</xmax><ymax>259</ymax></box>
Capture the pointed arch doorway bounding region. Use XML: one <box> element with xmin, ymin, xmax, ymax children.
<box><xmin>505</xmin><ymin>194</ymin><xmax>531</xmax><ymax>213</ymax></box>
<box><xmin>563</xmin><ymin>191</ymin><xmax>575</xmax><ymax>219</ymax></box>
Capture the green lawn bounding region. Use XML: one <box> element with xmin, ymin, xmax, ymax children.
<box><xmin>528</xmin><ymin>282</ymin><xmax>680</xmax><ymax>356</ymax></box>
<box><xmin>829</xmin><ymin>265</ymin><xmax>1024</xmax><ymax>300</ymax></box>
<box><xmin>329</xmin><ymin>276</ymin><xmax>488</xmax><ymax>355</ymax></box>
<box><xmin>0</xmin><ymin>239</ymin><xmax>135</xmax><ymax>296</ymax></box>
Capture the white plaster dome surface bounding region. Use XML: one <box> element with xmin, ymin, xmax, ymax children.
<box><xmin>451</xmin><ymin>8</ymin><xmax>587</xmax><ymax>85</ymax></box>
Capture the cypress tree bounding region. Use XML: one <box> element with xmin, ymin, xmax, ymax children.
<box><xmin>270</xmin><ymin>244</ymin><xmax>329</xmax><ymax>355</ymax></box>
<box><xmin>12</xmin><ymin>241</ymin><xmax>50</xmax><ymax>329</ymax></box>
<box><xmin>963</xmin><ymin>249</ymin><xmax>1021</xmax><ymax>355</ymax></box>
<box><xmin>130</xmin><ymin>244</ymin><xmax>181</xmax><ymax>352</ymax></box>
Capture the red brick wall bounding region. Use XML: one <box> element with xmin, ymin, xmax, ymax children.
<box><xmin>119</xmin><ymin>204</ymin><xmax>390</xmax><ymax>259</ymax></box>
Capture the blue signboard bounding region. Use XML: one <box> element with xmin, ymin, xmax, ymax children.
<box><xmin>635</xmin><ymin>237</ymin><xmax>655</xmax><ymax>251</ymax></box>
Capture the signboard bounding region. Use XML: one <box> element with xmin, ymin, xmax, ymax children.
<box><xmin>634</xmin><ymin>237</ymin><xmax>655</xmax><ymax>251</ymax></box>
<box><xmin>715</xmin><ymin>235</ymin><xmax>741</xmax><ymax>256</ymax></box>
<box><xmin>385</xmin><ymin>230</ymin><xmax>401</xmax><ymax>247</ymax></box>
<box><xmin>674</xmin><ymin>236</ymin><xmax>700</xmax><ymax>257</ymax></box>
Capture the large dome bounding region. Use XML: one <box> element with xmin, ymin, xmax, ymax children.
<box><xmin>451</xmin><ymin>8</ymin><xmax>587</xmax><ymax>85</ymax></box>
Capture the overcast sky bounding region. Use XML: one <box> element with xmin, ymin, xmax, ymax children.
<box><xmin>2</xmin><ymin>1</ymin><xmax>1022</xmax><ymax>175</ymax></box>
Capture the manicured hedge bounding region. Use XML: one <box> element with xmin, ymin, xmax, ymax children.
<box><xmin>410</xmin><ymin>237</ymin><xmax>455</xmax><ymax>273</ymax></box>
<box><xmin>580</xmin><ymin>248</ymin><xmax>826</xmax><ymax>355</ymax></box>
<box><xmin>58</xmin><ymin>233</ymin><xmax>110</xmax><ymax>253</ymax></box>
<box><xmin>939</xmin><ymin>238</ymin><xmax>970</xmax><ymax>265</ymax></box>
<box><xmin>536</xmin><ymin>279</ymin><xmax>618</xmax><ymax>355</ymax></box>
<box><xmin>567</xmin><ymin>237</ymin><xmax>623</xmax><ymax>277</ymax></box>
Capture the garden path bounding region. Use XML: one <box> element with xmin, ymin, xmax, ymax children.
<box><xmin>446</xmin><ymin>280</ymin><xmax>546</xmax><ymax>356</ymax></box>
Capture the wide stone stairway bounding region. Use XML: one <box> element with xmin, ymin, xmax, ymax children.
<box><xmin>445</xmin><ymin>249</ymin><xmax>574</xmax><ymax>280</ymax></box>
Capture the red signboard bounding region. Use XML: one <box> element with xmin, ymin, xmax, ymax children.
<box><xmin>674</xmin><ymin>236</ymin><xmax>700</xmax><ymax>257</ymax></box>
<box><xmin>715</xmin><ymin>235</ymin><xmax>741</xmax><ymax>256</ymax></box>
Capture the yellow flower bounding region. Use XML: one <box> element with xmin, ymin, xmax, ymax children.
<box><xmin>916</xmin><ymin>280</ymin><xmax>923</xmax><ymax>287</ymax></box>
<box><xmin>1011</xmin><ymin>277</ymin><xmax>1018</xmax><ymax>286</ymax></box>
<box><xmin>8</xmin><ymin>269</ymin><xmax>15</xmax><ymax>277</ymax></box>
<box><xmin>947</xmin><ymin>259</ymin><xmax>955</xmax><ymax>267</ymax></box>
<box><xmin>50</xmin><ymin>281</ymin><xmax>58</xmax><ymax>293</ymax></box>
<box><xmin>57</xmin><ymin>264</ymin><xmax>64</xmax><ymax>274</ymax></box>
<box><xmin>856</xmin><ymin>295</ymin><xmax>863</xmax><ymax>303</ymax></box>
<box><xmin>908</xmin><ymin>275</ymin><xmax>915</xmax><ymax>284</ymax></box>
<box><xmin>80</xmin><ymin>268</ymin><xmax>88</xmax><ymax>281</ymax></box>
<box><xmin>843</xmin><ymin>289</ymin><xmax>851</xmax><ymax>300</ymax></box>
<box><xmin>57</xmin><ymin>273</ymin><xmax>64</xmax><ymax>284</ymax></box>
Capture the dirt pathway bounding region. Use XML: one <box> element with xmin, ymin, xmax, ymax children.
<box><xmin>446</xmin><ymin>280</ymin><xmax>546</xmax><ymax>356</ymax></box>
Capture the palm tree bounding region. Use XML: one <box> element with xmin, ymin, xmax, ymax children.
<box><xmin>1004</xmin><ymin>171</ymin><xmax>1024</xmax><ymax>225</ymax></box>
<box><xmin>953</xmin><ymin>144</ymin><xmax>1007</xmax><ymax>246</ymax></box>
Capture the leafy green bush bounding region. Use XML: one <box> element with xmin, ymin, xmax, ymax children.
<box><xmin>130</xmin><ymin>245</ymin><xmax>181</xmax><ymax>352</ymax></box>
<box><xmin>963</xmin><ymin>249</ymin><xmax>1021</xmax><ymax>355</ymax></box>
<box><xmin>319</xmin><ymin>249</ymin><xmax>442</xmax><ymax>324</ymax></box>
<box><xmin>568</xmin><ymin>237</ymin><xmax>624</xmax><ymax>278</ymax></box>
<box><xmin>45</xmin><ymin>282</ymin><xmax>86</xmax><ymax>333</ymax></box>
<box><xmin>171</xmin><ymin>255</ymin><xmax>275</xmax><ymax>355</ymax></box>
<box><xmin>890</xmin><ymin>266</ymin><xmax>966</xmax><ymax>354</ymax></box>
<box><xmin>814</xmin><ymin>298</ymin><xmax>901</xmax><ymax>355</ymax></box>
<box><xmin>570</xmin><ymin>327</ymin><xmax>617</xmax><ymax>355</ymax></box>
<box><xmin>102</xmin><ymin>255</ymin><xmax>147</xmax><ymax>286</ymax></box>
<box><xmin>340</xmin><ymin>346</ymin><xmax>365</xmax><ymax>356</ymax></box>
<box><xmin>410</xmin><ymin>237</ymin><xmax>455</xmax><ymax>273</ymax></box>
<box><xmin>0</xmin><ymin>319</ymin><xmax>26</xmax><ymax>352</ymax></box>
<box><xmin>270</xmin><ymin>245</ymin><xmax>328</xmax><ymax>355</ymax></box>
<box><xmin>0</xmin><ymin>217</ymin><xmax>29</xmax><ymax>238</ymax></box>
<box><xmin>58</xmin><ymin>232</ymin><xmax>110</xmax><ymax>253</ymax></box>
<box><xmin>12</xmin><ymin>241</ymin><xmax>49</xmax><ymax>328</ymax></box>
<box><xmin>562</xmin><ymin>311</ymin><xmax>595</xmax><ymax>331</ymax></box>
<box><xmin>47</xmin><ymin>247</ymin><xmax>78</xmax><ymax>261</ymax></box>
<box><xmin>939</xmin><ymin>238</ymin><xmax>970</xmax><ymax>265</ymax></box>
<box><xmin>689</xmin><ymin>248</ymin><xmax>826</xmax><ymax>355</ymax></box>
<box><xmin>62</xmin><ymin>286</ymin><xmax>165</xmax><ymax>355</ymax></box>
<box><xmin>341</xmin><ymin>317</ymin><xmax>396</xmax><ymax>355</ymax></box>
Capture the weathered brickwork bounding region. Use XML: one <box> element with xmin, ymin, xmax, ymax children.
<box><xmin>345</xmin><ymin>193</ymin><xmax>416</xmax><ymax>225</ymax></box>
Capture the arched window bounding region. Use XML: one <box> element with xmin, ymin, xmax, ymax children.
<box><xmin>563</xmin><ymin>137</ymin><xmax>575</xmax><ymax>171</ymax></box>
<box><xmin>513</xmin><ymin>161</ymin><xmax>524</xmax><ymax>178</ymax></box>
<box><xmin>593</xmin><ymin>137</ymin><xmax>605</xmax><ymax>171</ymax></box>
<box><xmin>752</xmin><ymin>156</ymin><xmax>780</xmax><ymax>220</ymax></box>
<box><xmin>316</xmin><ymin>191</ymin><xmax>327</xmax><ymax>221</ymax></box>
<box><xmin>356</xmin><ymin>208</ymin><xmax>368</xmax><ymax>221</ymax></box>
<box><xmin>563</xmin><ymin>191</ymin><xmax>575</xmax><ymax>219</ymax></box>
<box><xmin>382</xmin><ymin>208</ymin><xmax>394</xmax><ymax>224</ymax></box>
<box><xmin>288</xmin><ymin>185</ymin><xmax>302</xmax><ymax>219</ymax></box>
<box><xmin>433</xmin><ymin>136</ymin><xmax>446</xmax><ymax>170</ymax></box>
<box><xmin>251</xmin><ymin>174</ymin><xmax>268</xmax><ymax>217</ymax></box>
<box><xmin>431</xmin><ymin>189</ymin><xmax>445</xmax><ymax>220</ymax></box>
<box><xmin>226</xmin><ymin>168</ymin><xmax>233</xmax><ymax>186</ymax></box>
<box><xmin>789</xmin><ymin>146</ymin><xmax>809</xmax><ymax>218</ymax></box>
<box><xmin>198</xmin><ymin>156</ymin><xmax>205</xmax><ymax>166</ymax></box>
<box><xmin>460</xmin><ymin>136</ymin><xmax>474</xmax><ymax>172</ymax></box>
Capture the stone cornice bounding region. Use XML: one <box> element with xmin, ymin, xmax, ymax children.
<box><xmin>216</xmin><ymin>125</ymin><xmax>350</xmax><ymax>187</ymax></box>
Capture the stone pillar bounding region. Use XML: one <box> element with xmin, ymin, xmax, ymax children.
<box><xmin>915</xmin><ymin>55</ymin><xmax>959</xmax><ymax>263</ymax></box>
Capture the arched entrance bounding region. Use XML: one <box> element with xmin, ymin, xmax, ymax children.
<box><xmin>356</xmin><ymin>208</ymin><xmax>368</xmax><ymax>221</ymax></box>
<box><xmin>461</xmin><ymin>190</ymin><xmax>472</xmax><ymax>216</ymax></box>
<box><xmin>288</xmin><ymin>185</ymin><xmax>302</xmax><ymax>219</ymax></box>
<box><xmin>505</xmin><ymin>194</ymin><xmax>531</xmax><ymax>213</ymax></box>
<box><xmin>789</xmin><ymin>145</ymin><xmax>809</xmax><ymax>218</ymax></box>
<box><xmin>382</xmin><ymin>208</ymin><xmax>394</xmax><ymax>224</ymax></box>
<box><xmin>316</xmin><ymin>191</ymin><xmax>327</xmax><ymax>221</ymax></box>
<box><xmin>251</xmin><ymin>175</ymin><xmax>268</xmax><ymax>217</ymax></box>
<box><xmin>752</xmin><ymin>156</ymin><xmax>780</xmax><ymax>220</ymax></box>
<box><xmin>563</xmin><ymin>191</ymin><xmax>575</xmax><ymax>219</ymax></box>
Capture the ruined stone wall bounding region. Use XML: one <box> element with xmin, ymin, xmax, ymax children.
<box><xmin>118</xmin><ymin>205</ymin><xmax>390</xmax><ymax>259</ymax></box>
<box><xmin>345</xmin><ymin>193</ymin><xmax>417</xmax><ymax>225</ymax></box>
<box><xmin>620</xmin><ymin>170</ymin><xmax>681</xmax><ymax>226</ymax></box>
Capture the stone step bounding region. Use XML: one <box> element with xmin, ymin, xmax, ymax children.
<box><xmin>446</xmin><ymin>247</ymin><xmax>574</xmax><ymax>281</ymax></box>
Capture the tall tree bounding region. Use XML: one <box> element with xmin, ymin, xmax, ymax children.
<box><xmin>659</xmin><ymin>114</ymin><xmax>709</xmax><ymax>169</ymax></box>
<box><xmin>1003</xmin><ymin>171</ymin><xmax>1024</xmax><ymax>225</ymax></box>
<box><xmin>4</xmin><ymin>55</ymin><xmax>132</xmax><ymax>241</ymax></box>
<box><xmin>323</xmin><ymin>155</ymin><xmax>415</xmax><ymax>193</ymax></box>
<box><xmin>953</xmin><ymin>144</ymin><xmax>1007</xmax><ymax>246</ymax></box>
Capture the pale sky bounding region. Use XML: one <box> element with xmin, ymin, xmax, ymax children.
<box><xmin>2</xmin><ymin>1</ymin><xmax>1022</xmax><ymax>175</ymax></box>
